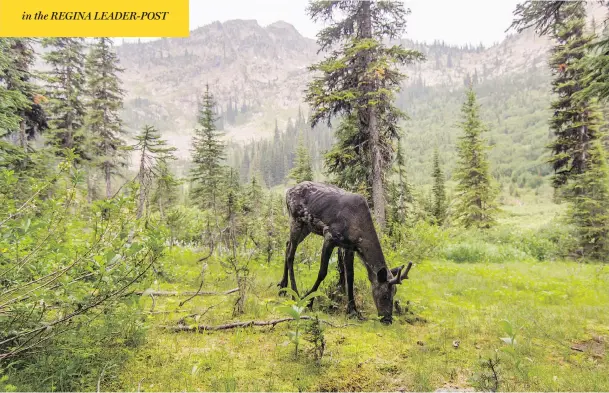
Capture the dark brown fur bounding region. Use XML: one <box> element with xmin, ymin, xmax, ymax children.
<box><xmin>279</xmin><ymin>181</ymin><xmax>407</xmax><ymax>324</ymax></box>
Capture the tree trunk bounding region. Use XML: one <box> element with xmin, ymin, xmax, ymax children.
<box><xmin>18</xmin><ymin>117</ymin><xmax>28</xmax><ymax>169</ymax></box>
<box><xmin>370</xmin><ymin>110</ymin><xmax>385</xmax><ymax>227</ymax></box>
<box><xmin>360</xmin><ymin>1</ymin><xmax>386</xmax><ymax>228</ymax></box>
<box><xmin>137</xmin><ymin>159</ymin><xmax>146</xmax><ymax>219</ymax></box>
<box><xmin>105</xmin><ymin>163</ymin><xmax>112</xmax><ymax>199</ymax></box>
<box><xmin>87</xmin><ymin>170</ymin><xmax>94</xmax><ymax>204</ymax></box>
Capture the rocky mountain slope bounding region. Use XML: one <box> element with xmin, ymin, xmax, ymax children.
<box><xmin>93</xmin><ymin>3</ymin><xmax>602</xmax><ymax>161</ymax></box>
<box><xmin>113</xmin><ymin>18</ymin><xmax>559</xmax><ymax>158</ymax></box>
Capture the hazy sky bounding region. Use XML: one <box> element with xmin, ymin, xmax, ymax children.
<box><xmin>184</xmin><ymin>0</ymin><xmax>522</xmax><ymax>47</ymax></box>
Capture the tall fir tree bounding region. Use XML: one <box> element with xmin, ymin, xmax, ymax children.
<box><xmin>151</xmin><ymin>160</ymin><xmax>181</xmax><ymax>219</ymax></box>
<box><xmin>1</xmin><ymin>39</ymin><xmax>48</xmax><ymax>154</ymax></box>
<box><xmin>305</xmin><ymin>0</ymin><xmax>424</xmax><ymax>228</ymax></box>
<box><xmin>387</xmin><ymin>138</ymin><xmax>412</xmax><ymax>226</ymax></box>
<box><xmin>566</xmin><ymin>140</ymin><xmax>609</xmax><ymax>260</ymax></box>
<box><xmin>132</xmin><ymin>125</ymin><xmax>177</xmax><ymax>220</ymax></box>
<box><xmin>190</xmin><ymin>84</ymin><xmax>226</xmax><ymax>216</ymax></box>
<box><xmin>547</xmin><ymin>2</ymin><xmax>603</xmax><ymax>188</ymax></box>
<box><xmin>289</xmin><ymin>134</ymin><xmax>313</xmax><ymax>184</ymax></box>
<box><xmin>454</xmin><ymin>86</ymin><xmax>498</xmax><ymax>229</ymax></box>
<box><xmin>431</xmin><ymin>147</ymin><xmax>447</xmax><ymax>225</ymax></box>
<box><xmin>41</xmin><ymin>38</ymin><xmax>87</xmax><ymax>161</ymax></box>
<box><xmin>85</xmin><ymin>38</ymin><xmax>126</xmax><ymax>198</ymax></box>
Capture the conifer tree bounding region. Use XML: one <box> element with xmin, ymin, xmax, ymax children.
<box><xmin>1</xmin><ymin>39</ymin><xmax>47</xmax><ymax>151</ymax></box>
<box><xmin>0</xmin><ymin>39</ymin><xmax>21</xmax><ymax>132</ymax></box>
<box><xmin>85</xmin><ymin>38</ymin><xmax>126</xmax><ymax>198</ymax></box>
<box><xmin>289</xmin><ymin>134</ymin><xmax>313</xmax><ymax>183</ymax></box>
<box><xmin>387</xmin><ymin>138</ymin><xmax>412</xmax><ymax>227</ymax></box>
<box><xmin>547</xmin><ymin>3</ymin><xmax>603</xmax><ymax>188</ymax></box>
<box><xmin>190</xmin><ymin>85</ymin><xmax>225</xmax><ymax>215</ymax></box>
<box><xmin>41</xmin><ymin>38</ymin><xmax>87</xmax><ymax>160</ymax></box>
<box><xmin>305</xmin><ymin>0</ymin><xmax>424</xmax><ymax>228</ymax></box>
<box><xmin>244</xmin><ymin>173</ymin><xmax>264</xmax><ymax>214</ymax></box>
<box><xmin>151</xmin><ymin>161</ymin><xmax>181</xmax><ymax>218</ymax></box>
<box><xmin>132</xmin><ymin>125</ymin><xmax>177</xmax><ymax>219</ymax></box>
<box><xmin>323</xmin><ymin>114</ymin><xmax>370</xmax><ymax>198</ymax></box>
<box><xmin>454</xmin><ymin>87</ymin><xmax>498</xmax><ymax>229</ymax></box>
<box><xmin>431</xmin><ymin>148</ymin><xmax>447</xmax><ymax>225</ymax></box>
<box><xmin>566</xmin><ymin>140</ymin><xmax>609</xmax><ymax>260</ymax></box>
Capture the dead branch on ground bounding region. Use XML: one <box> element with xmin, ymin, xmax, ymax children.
<box><xmin>164</xmin><ymin>316</ymin><xmax>355</xmax><ymax>332</ymax></box>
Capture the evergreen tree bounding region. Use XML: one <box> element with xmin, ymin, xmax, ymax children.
<box><xmin>323</xmin><ymin>114</ymin><xmax>370</xmax><ymax>198</ymax></box>
<box><xmin>0</xmin><ymin>39</ymin><xmax>22</xmax><ymax>133</ymax></box>
<box><xmin>566</xmin><ymin>140</ymin><xmax>609</xmax><ymax>260</ymax></box>
<box><xmin>1</xmin><ymin>39</ymin><xmax>47</xmax><ymax>152</ymax></box>
<box><xmin>85</xmin><ymin>38</ymin><xmax>126</xmax><ymax>198</ymax></box>
<box><xmin>581</xmin><ymin>11</ymin><xmax>609</xmax><ymax>108</ymax></box>
<box><xmin>41</xmin><ymin>38</ymin><xmax>87</xmax><ymax>160</ymax></box>
<box><xmin>305</xmin><ymin>0</ymin><xmax>424</xmax><ymax>228</ymax></box>
<box><xmin>454</xmin><ymin>87</ymin><xmax>498</xmax><ymax>229</ymax></box>
<box><xmin>190</xmin><ymin>84</ymin><xmax>225</xmax><ymax>215</ymax></box>
<box><xmin>151</xmin><ymin>161</ymin><xmax>181</xmax><ymax>218</ymax></box>
<box><xmin>547</xmin><ymin>3</ymin><xmax>603</xmax><ymax>188</ymax></box>
<box><xmin>132</xmin><ymin>125</ymin><xmax>177</xmax><ymax>219</ymax></box>
<box><xmin>431</xmin><ymin>148</ymin><xmax>447</xmax><ymax>225</ymax></box>
<box><xmin>289</xmin><ymin>134</ymin><xmax>313</xmax><ymax>183</ymax></box>
<box><xmin>388</xmin><ymin>138</ymin><xmax>412</xmax><ymax>225</ymax></box>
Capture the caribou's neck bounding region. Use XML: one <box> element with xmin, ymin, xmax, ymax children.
<box><xmin>357</xmin><ymin>233</ymin><xmax>388</xmax><ymax>279</ymax></box>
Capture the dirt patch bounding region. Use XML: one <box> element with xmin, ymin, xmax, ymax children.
<box><xmin>570</xmin><ymin>335</ymin><xmax>606</xmax><ymax>359</ymax></box>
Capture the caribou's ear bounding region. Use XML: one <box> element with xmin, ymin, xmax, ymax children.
<box><xmin>377</xmin><ymin>267</ymin><xmax>388</xmax><ymax>283</ymax></box>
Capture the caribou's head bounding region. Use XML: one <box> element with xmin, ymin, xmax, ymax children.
<box><xmin>371</xmin><ymin>262</ymin><xmax>412</xmax><ymax>324</ymax></box>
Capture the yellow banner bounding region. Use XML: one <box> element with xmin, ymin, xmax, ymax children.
<box><xmin>0</xmin><ymin>0</ymin><xmax>189</xmax><ymax>37</ymax></box>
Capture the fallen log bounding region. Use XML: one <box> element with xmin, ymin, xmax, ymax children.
<box><xmin>134</xmin><ymin>288</ymin><xmax>239</xmax><ymax>297</ymax></box>
<box><xmin>164</xmin><ymin>316</ymin><xmax>351</xmax><ymax>332</ymax></box>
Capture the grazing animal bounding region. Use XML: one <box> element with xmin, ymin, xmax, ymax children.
<box><xmin>279</xmin><ymin>181</ymin><xmax>411</xmax><ymax>324</ymax></box>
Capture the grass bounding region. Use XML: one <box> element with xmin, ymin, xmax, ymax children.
<box><xmin>110</xmin><ymin>243</ymin><xmax>609</xmax><ymax>392</ymax></box>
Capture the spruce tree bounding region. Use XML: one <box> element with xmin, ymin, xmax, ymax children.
<box><xmin>582</xmin><ymin>24</ymin><xmax>609</xmax><ymax>103</ymax></box>
<box><xmin>305</xmin><ymin>0</ymin><xmax>424</xmax><ymax>228</ymax></box>
<box><xmin>85</xmin><ymin>38</ymin><xmax>126</xmax><ymax>198</ymax></box>
<box><xmin>431</xmin><ymin>148</ymin><xmax>447</xmax><ymax>225</ymax></box>
<box><xmin>289</xmin><ymin>134</ymin><xmax>313</xmax><ymax>183</ymax></box>
<box><xmin>1</xmin><ymin>39</ymin><xmax>47</xmax><ymax>151</ymax></box>
<box><xmin>323</xmin><ymin>113</ymin><xmax>370</xmax><ymax>198</ymax></box>
<box><xmin>190</xmin><ymin>84</ymin><xmax>225</xmax><ymax>215</ymax></box>
<box><xmin>0</xmin><ymin>39</ymin><xmax>28</xmax><ymax>142</ymax></box>
<box><xmin>132</xmin><ymin>125</ymin><xmax>177</xmax><ymax>219</ymax></box>
<box><xmin>388</xmin><ymin>138</ymin><xmax>412</xmax><ymax>226</ymax></box>
<box><xmin>454</xmin><ymin>87</ymin><xmax>498</xmax><ymax>229</ymax></box>
<box><xmin>151</xmin><ymin>161</ymin><xmax>181</xmax><ymax>218</ymax></box>
<box><xmin>547</xmin><ymin>2</ymin><xmax>603</xmax><ymax>188</ymax></box>
<box><xmin>41</xmin><ymin>38</ymin><xmax>87</xmax><ymax>160</ymax></box>
<box><xmin>566</xmin><ymin>140</ymin><xmax>609</xmax><ymax>260</ymax></box>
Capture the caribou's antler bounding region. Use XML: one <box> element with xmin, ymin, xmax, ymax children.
<box><xmin>388</xmin><ymin>261</ymin><xmax>413</xmax><ymax>285</ymax></box>
<box><xmin>403</xmin><ymin>261</ymin><xmax>413</xmax><ymax>279</ymax></box>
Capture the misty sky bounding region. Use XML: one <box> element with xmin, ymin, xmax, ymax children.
<box><xmin>186</xmin><ymin>0</ymin><xmax>522</xmax><ymax>47</ymax></box>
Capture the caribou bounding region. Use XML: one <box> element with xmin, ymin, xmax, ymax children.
<box><xmin>278</xmin><ymin>181</ymin><xmax>412</xmax><ymax>324</ymax></box>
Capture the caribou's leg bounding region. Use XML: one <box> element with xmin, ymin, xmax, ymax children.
<box><xmin>279</xmin><ymin>222</ymin><xmax>309</xmax><ymax>297</ymax></box>
<box><xmin>305</xmin><ymin>235</ymin><xmax>335</xmax><ymax>309</ymax></box>
<box><xmin>336</xmin><ymin>248</ymin><xmax>347</xmax><ymax>295</ymax></box>
<box><xmin>344</xmin><ymin>249</ymin><xmax>362</xmax><ymax>319</ymax></box>
<box><xmin>278</xmin><ymin>240</ymin><xmax>290</xmax><ymax>292</ymax></box>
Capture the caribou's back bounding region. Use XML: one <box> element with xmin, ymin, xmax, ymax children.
<box><xmin>286</xmin><ymin>181</ymin><xmax>375</xmax><ymax>244</ymax></box>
